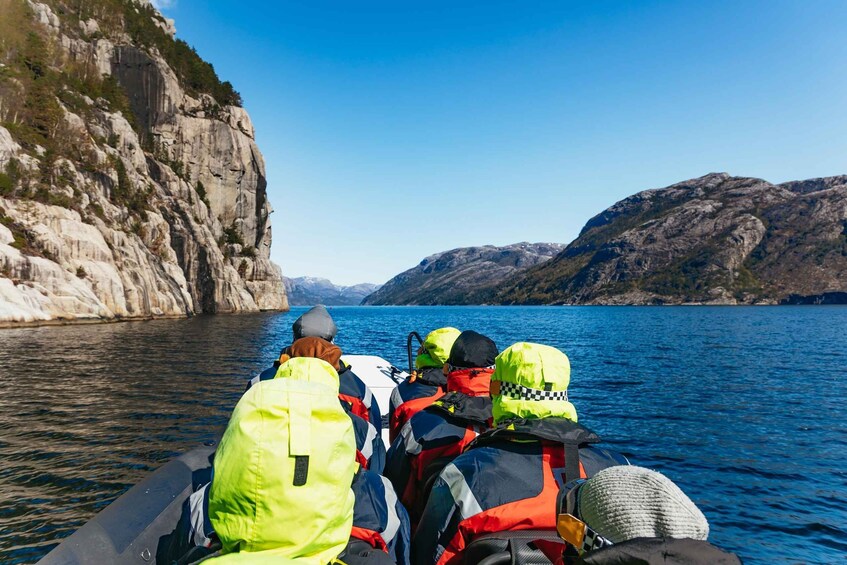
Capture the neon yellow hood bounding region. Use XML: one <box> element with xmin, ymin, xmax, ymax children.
<box><xmin>415</xmin><ymin>327</ymin><xmax>461</xmax><ymax>369</ymax></box>
<box><xmin>491</xmin><ymin>342</ymin><xmax>578</xmax><ymax>425</ymax></box>
<box><xmin>209</xmin><ymin>358</ymin><xmax>357</xmax><ymax>563</ymax></box>
<box><xmin>274</xmin><ymin>356</ymin><xmax>340</xmax><ymax>389</ymax></box>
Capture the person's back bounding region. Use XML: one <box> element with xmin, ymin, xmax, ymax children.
<box><xmin>171</xmin><ymin>357</ymin><xmax>401</xmax><ymax>564</ymax></box>
<box><xmin>207</xmin><ymin>357</ymin><xmax>358</xmax><ymax>563</ymax></box>
<box><xmin>385</xmin><ymin>330</ymin><xmax>497</xmax><ymax>526</ymax></box>
<box><xmin>388</xmin><ymin>327</ymin><xmax>460</xmax><ymax>442</ymax></box>
<box><xmin>349</xmin><ymin>468</ymin><xmax>411</xmax><ymax>565</ymax></box>
<box><xmin>412</xmin><ymin>343</ymin><xmax>628</xmax><ymax>565</ymax></box>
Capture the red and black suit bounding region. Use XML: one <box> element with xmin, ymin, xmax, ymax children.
<box><xmin>384</xmin><ymin>366</ymin><xmax>494</xmax><ymax>527</ymax></box>
<box><xmin>388</xmin><ymin>366</ymin><xmax>447</xmax><ymax>443</ymax></box>
<box><xmin>412</xmin><ymin>417</ymin><xmax>629</xmax><ymax>565</ymax></box>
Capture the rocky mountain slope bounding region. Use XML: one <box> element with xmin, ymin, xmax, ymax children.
<box><xmin>362</xmin><ymin>243</ymin><xmax>564</xmax><ymax>305</ymax></box>
<box><xmin>284</xmin><ymin>277</ymin><xmax>380</xmax><ymax>306</ymax></box>
<box><xmin>493</xmin><ymin>173</ymin><xmax>847</xmax><ymax>305</ymax></box>
<box><xmin>0</xmin><ymin>0</ymin><xmax>287</xmax><ymax>323</ymax></box>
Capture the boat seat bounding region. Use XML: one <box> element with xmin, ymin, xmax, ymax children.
<box><xmin>463</xmin><ymin>529</ymin><xmax>561</xmax><ymax>565</ymax></box>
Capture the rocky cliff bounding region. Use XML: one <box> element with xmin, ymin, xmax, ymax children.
<box><xmin>362</xmin><ymin>243</ymin><xmax>565</xmax><ymax>305</ymax></box>
<box><xmin>284</xmin><ymin>277</ymin><xmax>380</xmax><ymax>306</ymax></box>
<box><xmin>0</xmin><ymin>0</ymin><xmax>287</xmax><ymax>323</ymax></box>
<box><xmin>494</xmin><ymin>173</ymin><xmax>847</xmax><ymax>304</ymax></box>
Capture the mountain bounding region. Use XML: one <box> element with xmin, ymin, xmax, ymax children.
<box><xmin>493</xmin><ymin>173</ymin><xmax>847</xmax><ymax>305</ymax></box>
<box><xmin>0</xmin><ymin>0</ymin><xmax>287</xmax><ymax>324</ymax></box>
<box><xmin>284</xmin><ymin>277</ymin><xmax>380</xmax><ymax>306</ymax></box>
<box><xmin>361</xmin><ymin>243</ymin><xmax>565</xmax><ymax>305</ymax></box>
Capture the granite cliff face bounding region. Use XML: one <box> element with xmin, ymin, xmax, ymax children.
<box><xmin>0</xmin><ymin>0</ymin><xmax>287</xmax><ymax>323</ymax></box>
<box><xmin>362</xmin><ymin>243</ymin><xmax>564</xmax><ymax>305</ymax></box>
<box><xmin>494</xmin><ymin>173</ymin><xmax>847</xmax><ymax>304</ymax></box>
<box><xmin>284</xmin><ymin>277</ymin><xmax>380</xmax><ymax>306</ymax></box>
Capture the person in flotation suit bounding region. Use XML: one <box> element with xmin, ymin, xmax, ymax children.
<box><xmin>384</xmin><ymin>330</ymin><xmax>498</xmax><ymax>527</ymax></box>
<box><xmin>173</xmin><ymin>358</ymin><xmax>407</xmax><ymax>565</ymax></box>
<box><xmin>388</xmin><ymin>327</ymin><xmax>461</xmax><ymax>443</ymax></box>
<box><xmin>412</xmin><ymin>342</ymin><xmax>629</xmax><ymax>565</ymax></box>
<box><xmin>206</xmin><ymin>357</ymin><xmax>359</xmax><ymax>564</ymax></box>
<box><xmin>278</xmin><ymin>336</ymin><xmax>385</xmax><ymax>474</ymax></box>
<box><xmin>550</xmin><ymin>465</ymin><xmax>741</xmax><ymax>565</ymax></box>
<box><xmin>249</xmin><ymin>305</ymin><xmax>382</xmax><ymax>432</ymax></box>
<box><xmin>348</xmin><ymin>466</ymin><xmax>411</xmax><ymax>565</ymax></box>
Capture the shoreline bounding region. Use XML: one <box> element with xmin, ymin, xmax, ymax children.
<box><xmin>4</xmin><ymin>301</ymin><xmax>845</xmax><ymax>329</ymax></box>
<box><xmin>0</xmin><ymin>308</ymin><xmax>290</xmax><ymax>330</ymax></box>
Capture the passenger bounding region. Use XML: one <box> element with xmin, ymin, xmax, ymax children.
<box><xmin>413</xmin><ymin>342</ymin><xmax>629</xmax><ymax>565</ymax></box>
<box><xmin>384</xmin><ymin>330</ymin><xmax>497</xmax><ymax>526</ymax></box>
<box><xmin>553</xmin><ymin>466</ymin><xmax>741</xmax><ymax>564</ymax></box>
<box><xmin>249</xmin><ymin>305</ymin><xmax>382</xmax><ymax>432</ymax></box>
<box><xmin>388</xmin><ymin>327</ymin><xmax>461</xmax><ymax>443</ymax></box>
<box><xmin>349</xmin><ymin>467</ymin><xmax>411</xmax><ymax>565</ymax></box>
<box><xmin>172</xmin><ymin>358</ymin><xmax>405</xmax><ymax>564</ymax></box>
<box><xmin>281</xmin><ymin>337</ymin><xmax>385</xmax><ymax>473</ymax></box>
<box><xmin>207</xmin><ymin>357</ymin><xmax>358</xmax><ymax>563</ymax></box>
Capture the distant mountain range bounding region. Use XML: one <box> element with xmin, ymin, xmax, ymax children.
<box><xmin>284</xmin><ymin>277</ymin><xmax>381</xmax><ymax>306</ymax></box>
<box><xmin>363</xmin><ymin>173</ymin><xmax>847</xmax><ymax>305</ymax></box>
<box><xmin>361</xmin><ymin>243</ymin><xmax>565</xmax><ymax>305</ymax></box>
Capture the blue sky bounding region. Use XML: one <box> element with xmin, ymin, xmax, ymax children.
<box><xmin>155</xmin><ymin>0</ymin><xmax>847</xmax><ymax>285</ymax></box>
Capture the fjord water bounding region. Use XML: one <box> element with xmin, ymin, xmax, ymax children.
<box><xmin>0</xmin><ymin>307</ymin><xmax>844</xmax><ymax>564</ymax></box>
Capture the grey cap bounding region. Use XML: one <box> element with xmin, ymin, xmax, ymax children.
<box><xmin>292</xmin><ymin>305</ymin><xmax>337</xmax><ymax>342</ymax></box>
<box><xmin>578</xmin><ymin>466</ymin><xmax>709</xmax><ymax>543</ymax></box>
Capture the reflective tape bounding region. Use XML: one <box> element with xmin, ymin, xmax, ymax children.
<box><xmin>400</xmin><ymin>421</ymin><xmax>422</xmax><ymax>455</ymax></box>
<box><xmin>390</xmin><ymin>387</ymin><xmax>403</xmax><ymax>412</ymax></box>
<box><xmin>189</xmin><ymin>483</ymin><xmax>213</xmax><ymax>548</ymax></box>
<box><xmin>440</xmin><ymin>463</ymin><xmax>483</xmax><ymax>520</ymax></box>
<box><xmin>361</xmin><ymin>421</ymin><xmax>377</xmax><ymax>460</ymax></box>
<box><xmin>379</xmin><ymin>475</ymin><xmax>401</xmax><ymax>546</ymax></box>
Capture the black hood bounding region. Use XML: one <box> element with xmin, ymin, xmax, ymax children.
<box><xmin>468</xmin><ymin>417</ymin><xmax>601</xmax><ymax>449</ymax></box>
<box><xmin>427</xmin><ymin>392</ymin><xmax>492</xmax><ymax>427</ymax></box>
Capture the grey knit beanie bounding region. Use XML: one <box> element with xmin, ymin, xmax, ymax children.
<box><xmin>292</xmin><ymin>305</ymin><xmax>337</xmax><ymax>342</ymax></box>
<box><xmin>578</xmin><ymin>466</ymin><xmax>709</xmax><ymax>543</ymax></box>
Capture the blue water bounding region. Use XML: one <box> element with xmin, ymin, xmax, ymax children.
<box><xmin>0</xmin><ymin>306</ymin><xmax>845</xmax><ymax>563</ymax></box>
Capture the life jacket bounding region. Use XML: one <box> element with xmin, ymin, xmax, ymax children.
<box><xmin>412</xmin><ymin>417</ymin><xmax>629</xmax><ymax>565</ymax></box>
<box><xmin>388</xmin><ymin>366</ymin><xmax>447</xmax><ymax>443</ymax></box>
<box><xmin>385</xmin><ymin>391</ymin><xmax>492</xmax><ymax>528</ymax></box>
<box><xmin>210</xmin><ymin>359</ymin><xmax>358</xmax><ymax>563</ymax></box>
<box><xmin>349</xmin><ymin>468</ymin><xmax>411</xmax><ymax>565</ymax></box>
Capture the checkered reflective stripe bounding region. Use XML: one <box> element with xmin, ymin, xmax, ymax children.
<box><xmin>498</xmin><ymin>381</ymin><xmax>568</xmax><ymax>401</ymax></box>
<box><xmin>582</xmin><ymin>525</ymin><xmax>613</xmax><ymax>553</ymax></box>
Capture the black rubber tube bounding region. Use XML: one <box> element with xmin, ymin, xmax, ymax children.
<box><xmin>476</xmin><ymin>552</ymin><xmax>512</xmax><ymax>565</ymax></box>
